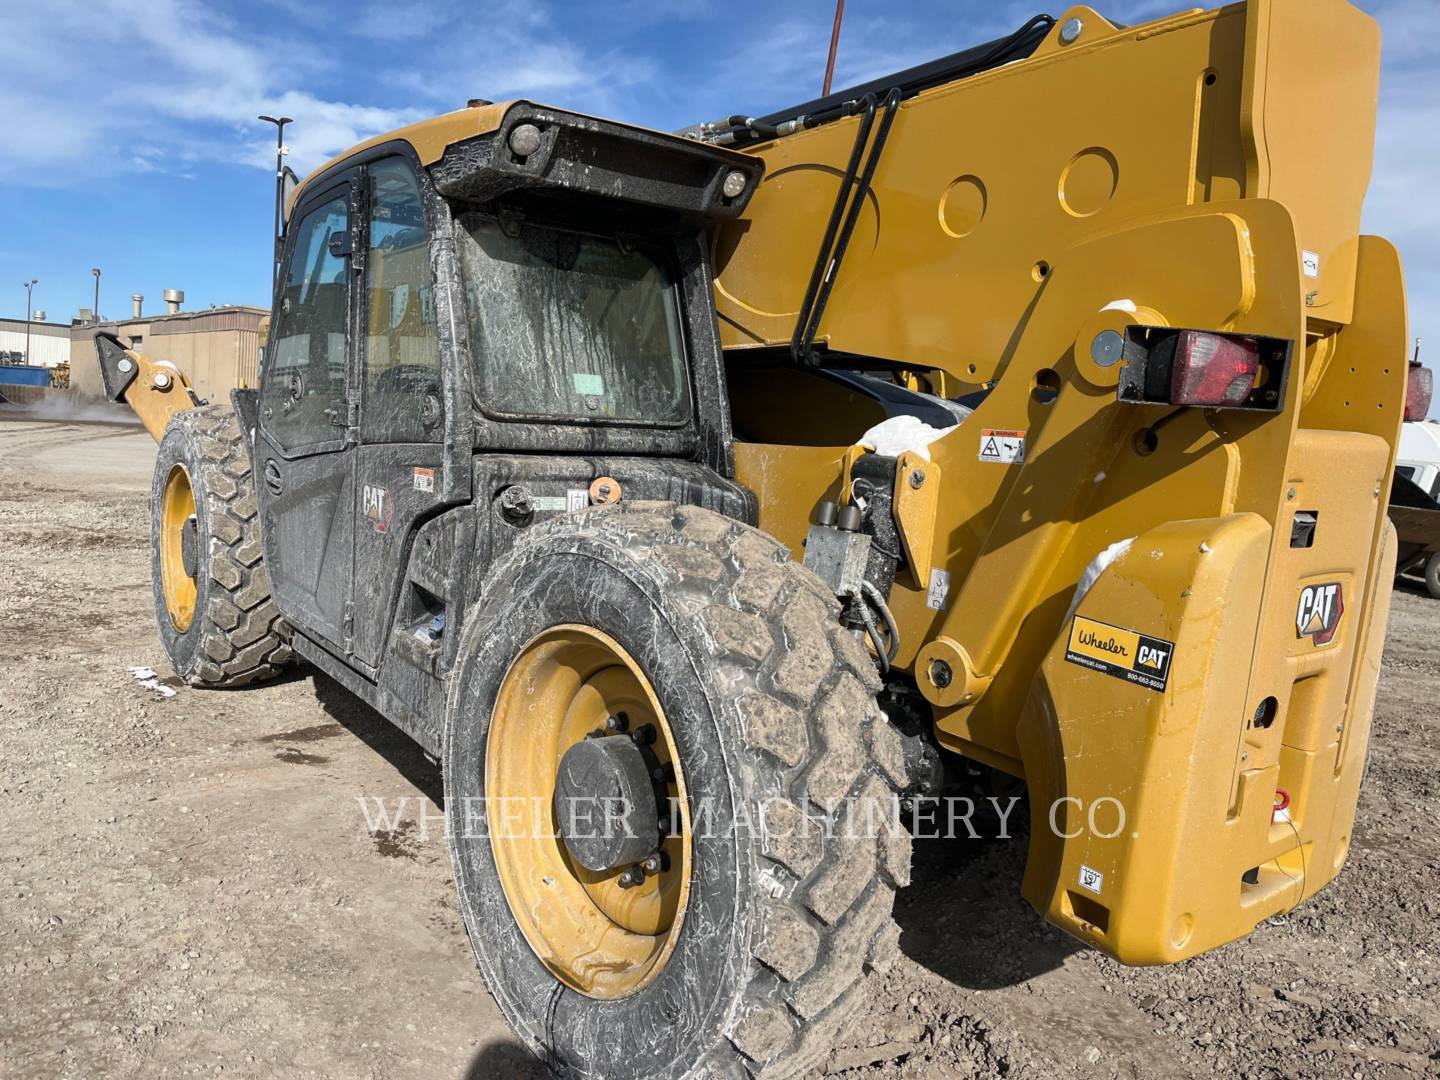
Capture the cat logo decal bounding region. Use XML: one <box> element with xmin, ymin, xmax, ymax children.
<box><xmin>1296</xmin><ymin>582</ymin><xmax>1343</xmax><ymax>646</ymax></box>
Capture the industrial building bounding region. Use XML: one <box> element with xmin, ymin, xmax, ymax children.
<box><xmin>68</xmin><ymin>293</ymin><xmax>266</xmax><ymax>404</ymax></box>
<box><xmin>0</xmin><ymin>316</ymin><xmax>70</xmax><ymax>368</ymax></box>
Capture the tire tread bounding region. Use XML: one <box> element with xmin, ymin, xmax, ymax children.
<box><xmin>522</xmin><ymin>501</ymin><xmax>909</xmax><ymax>1079</ymax></box>
<box><xmin>156</xmin><ymin>405</ymin><xmax>291</xmax><ymax>687</ymax></box>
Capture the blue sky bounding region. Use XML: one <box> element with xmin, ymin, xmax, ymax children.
<box><xmin>2</xmin><ymin>0</ymin><xmax>1436</xmax><ymax>367</ymax></box>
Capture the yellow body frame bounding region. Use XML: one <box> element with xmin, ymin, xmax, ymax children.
<box><xmin>718</xmin><ymin>0</ymin><xmax>1405</xmax><ymax>962</ymax></box>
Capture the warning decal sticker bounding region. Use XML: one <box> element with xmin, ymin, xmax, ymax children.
<box><xmin>978</xmin><ymin>429</ymin><xmax>1025</xmax><ymax>464</ymax></box>
<box><xmin>412</xmin><ymin>467</ymin><xmax>435</xmax><ymax>494</ymax></box>
<box><xmin>1064</xmin><ymin>614</ymin><xmax>1173</xmax><ymax>693</ymax></box>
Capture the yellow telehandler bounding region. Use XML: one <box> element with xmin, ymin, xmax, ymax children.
<box><xmin>95</xmin><ymin>0</ymin><xmax>1418</xmax><ymax>1074</ymax></box>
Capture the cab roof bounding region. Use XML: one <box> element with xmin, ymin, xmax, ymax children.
<box><xmin>286</xmin><ymin>100</ymin><xmax>512</xmax><ymax>219</ymax></box>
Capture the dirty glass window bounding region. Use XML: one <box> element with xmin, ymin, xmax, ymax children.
<box><xmin>362</xmin><ymin>159</ymin><xmax>442</xmax><ymax>443</ymax></box>
<box><xmin>455</xmin><ymin>212</ymin><xmax>689</xmax><ymax>424</ymax></box>
<box><xmin>261</xmin><ymin>192</ymin><xmax>350</xmax><ymax>451</ymax></box>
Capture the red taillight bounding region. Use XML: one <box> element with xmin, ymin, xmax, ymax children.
<box><xmin>1405</xmin><ymin>364</ymin><xmax>1433</xmax><ymax>422</ymax></box>
<box><xmin>1169</xmin><ymin>331</ymin><xmax>1260</xmax><ymax>406</ymax></box>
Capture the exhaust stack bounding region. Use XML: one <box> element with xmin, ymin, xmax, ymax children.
<box><xmin>131</xmin><ymin>294</ymin><xmax>143</xmax><ymax>319</ymax></box>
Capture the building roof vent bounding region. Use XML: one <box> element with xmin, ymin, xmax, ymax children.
<box><xmin>33</xmin><ymin>310</ymin><xmax>46</xmax><ymax>322</ymax></box>
<box><xmin>163</xmin><ymin>289</ymin><xmax>184</xmax><ymax>315</ymax></box>
<box><xmin>131</xmin><ymin>294</ymin><xmax>143</xmax><ymax>319</ymax></box>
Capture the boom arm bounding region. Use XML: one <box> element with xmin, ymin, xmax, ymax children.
<box><xmin>94</xmin><ymin>332</ymin><xmax>202</xmax><ymax>442</ymax></box>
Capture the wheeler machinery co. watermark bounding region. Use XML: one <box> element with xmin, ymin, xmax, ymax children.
<box><xmin>354</xmin><ymin>794</ymin><xmax>1129</xmax><ymax>843</ymax></box>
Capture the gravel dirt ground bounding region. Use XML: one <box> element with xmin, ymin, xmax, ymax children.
<box><xmin>1</xmin><ymin>410</ymin><xmax>1436</xmax><ymax>1079</ymax></box>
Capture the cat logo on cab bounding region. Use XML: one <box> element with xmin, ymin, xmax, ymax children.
<box><xmin>1296</xmin><ymin>582</ymin><xmax>1343</xmax><ymax>646</ymax></box>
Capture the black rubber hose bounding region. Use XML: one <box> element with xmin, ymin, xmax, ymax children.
<box><xmin>790</xmin><ymin>94</ymin><xmax>878</xmax><ymax>365</ymax></box>
<box><xmin>796</xmin><ymin>87</ymin><xmax>901</xmax><ymax>366</ymax></box>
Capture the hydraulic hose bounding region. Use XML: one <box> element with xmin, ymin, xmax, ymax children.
<box><xmin>861</xmin><ymin>579</ymin><xmax>900</xmax><ymax>662</ymax></box>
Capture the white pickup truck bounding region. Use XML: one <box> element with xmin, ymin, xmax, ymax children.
<box><xmin>1392</xmin><ymin>420</ymin><xmax>1440</xmax><ymax>596</ymax></box>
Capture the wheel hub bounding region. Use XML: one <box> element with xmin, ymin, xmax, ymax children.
<box><xmin>159</xmin><ymin>464</ymin><xmax>198</xmax><ymax>633</ymax></box>
<box><xmin>180</xmin><ymin>515</ymin><xmax>200</xmax><ymax>579</ymax></box>
<box><xmin>554</xmin><ymin>734</ymin><xmax>660</xmax><ymax>872</ymax></box>
<box><xmin>487</xmin><ymin>625</ymin><xmax>691</xmax><ymax>999</ymax></box>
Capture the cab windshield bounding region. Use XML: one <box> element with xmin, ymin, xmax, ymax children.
<box><xmin>455</xmin><ymin>211</ymin><xmax>690</xmax><ymax>425</ymax></box>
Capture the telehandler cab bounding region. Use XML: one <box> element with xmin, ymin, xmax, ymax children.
<box><xmin>96</xmin><ymin>0</ymin><xmax>1417</xmax><ymax>1075</ymax></box>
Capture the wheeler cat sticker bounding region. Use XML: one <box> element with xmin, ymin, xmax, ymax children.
<box><xmin>362</xmin><ymin>484</ymin><xmax>393</xmax><ymax>534</ymax></box>
<box><xmin>1296</xmin><ymin>582</ymin><xmax>1343</xmax><ymax>646</ymax></box>
<box><xmin>1064</xmin><ymin>614</ymin><xmax>1173</xmax><ymax>692</ymax></box>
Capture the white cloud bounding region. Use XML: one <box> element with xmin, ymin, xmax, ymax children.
<box><xmin>0</xmin><ymin>0</ymin><xmax>421</xmax><ymax>183</ymax></box>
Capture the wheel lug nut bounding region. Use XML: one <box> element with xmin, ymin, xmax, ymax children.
<box><xmin>617</xmin><ymin>867</ymin><xmax>645</xmax><ymax>889</ymax></box>
<box><xmin>605</xmin><ymin>711</ymin><xmax>629</xmax><ymax>733</ymax></box>
<box><xmin>652</xmin><ymin>762</ymin><xmax>675</xmax><ymax>783</ymax></box>
<box><xmin>631</xmin><ymin>723</ymin><xmax>656</xmax><ymax>745</ymax></box>
<box><xmin>640</xmin><ymin>851</ymin><xmax>670</xmax><ymax>876</ymax></box>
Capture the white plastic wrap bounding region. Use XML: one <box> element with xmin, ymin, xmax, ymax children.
<box><xmin>1062</xmin><ymin>536</ymin><xmax>1136</xmax><ymax>626</ymax></box>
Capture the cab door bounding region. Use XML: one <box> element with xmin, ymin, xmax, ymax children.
<box><xmin>256</xmin><ymin>175</ymin><xmax>358</xmax><ymax>650</ymax></box>
<box><xmin>349</xmin><ymin>156</ymin><xmax>451</xmax><ymax>669</ymax></box>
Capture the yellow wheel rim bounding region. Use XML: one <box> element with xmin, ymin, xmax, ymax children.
<box><xmin>487</xmin><ymin>625</ymin><xmax>692</xmax><ymax>999</ymax></box>
<box><xmin>160</xmin><ymin>464</ymin><xmax>198</xmax><ymax>633</ymax></box>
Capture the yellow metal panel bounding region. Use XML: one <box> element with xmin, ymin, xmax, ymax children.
<box><xmin>1018</xmin><ymin>512</ymin><xmax>1272</xmax><ymax>963</ymax></box>
<box><xmin>718</xmin><ymin>0</ymin><xmax>1381</xmax><ymax>381</ymax></box>
<box><xmin>733</xmin><ymin>442</ymin><xmax>846</xmax><ymax>556</ymax></box>
<box><xmin>1240</xmin><ymin>0</ymin><xmax>1380</xmax><ymax>325</ymax></box>
<box><xmin>892</xmin><ymin>451</ymin><xmax>939</xmax><ymax>590</ymax></box>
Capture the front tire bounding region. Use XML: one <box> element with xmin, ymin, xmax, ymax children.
<box><xmin>444</xmin><ymin>502</ymin><xmax>911</xmax><ymax>1079</ymax></box>
<box><xmin>149</xmin><ymin>406</ymin><xmax>291</xmax><ymax>687</ymax></box>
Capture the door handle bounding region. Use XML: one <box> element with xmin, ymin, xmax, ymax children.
<box><xmin>263</xmin><ymin>458</ymin><xmax>283</xmax><ymax>496</ymax></box>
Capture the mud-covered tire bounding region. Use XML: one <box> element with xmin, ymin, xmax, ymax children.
<box><xmin>444</xmin><ymin>501</ymin><xmax>911</xmax><ymax>1079</ymax></box>
<box><xmin>149</xmin><ymin>405</ymin><xmax>291</xmax><ymax>687</ymax></box>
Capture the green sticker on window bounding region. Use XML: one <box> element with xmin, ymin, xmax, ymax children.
<box><xmin>572</xmin><ymin>372</ymin><xmax>604</xmax><ymax>396</ymax></box>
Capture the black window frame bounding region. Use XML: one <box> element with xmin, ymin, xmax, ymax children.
<box><xmin>259</xmin><ymin>172</ymin><xmax>358</xmax><ymax>460</ymax></box>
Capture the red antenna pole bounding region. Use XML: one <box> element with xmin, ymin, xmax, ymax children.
<box><xmin>822</xmin><ymin>0</ymin><xmax>846</xmax><ymax>96</ymax></box>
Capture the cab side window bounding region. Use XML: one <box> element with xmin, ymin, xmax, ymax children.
<box><xmin>261</xmin><ymin>192</ymin><xmax>350</xmax><ymax>451</ymax></box>
<box><xmin>362</xmin><ymin>159</ymin><xmax>442</xmax><ymax>443</ymax></box>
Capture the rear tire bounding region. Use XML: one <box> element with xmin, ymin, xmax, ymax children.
<box><xmin>1424</xmin><ymin>552</ymin><xmax>1440</xmax><ymax>600</ymax></box>
<box><xmin>444</xmin><ymin>501</ymin><xmax>911</xmax><ymax>1079</ymax></box>
<box><xmin>149</xmin><ymin>405</ymin><xmax>291</xmax><ymax>687</ymax></box>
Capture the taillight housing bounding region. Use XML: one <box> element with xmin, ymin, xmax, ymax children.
<box><xmin>1404</xmin><ymin>363</ymin><xmax>1432</xmax><ymax>422</ymax></box>
<box><xmin>1169</xmin><ymin>332</ymin><xmax>1260</xmax><ymax>406</ymax></box>
<box><xmin>1117</xmin><ymin>326</ymin><xmax>1291</xmax><ymax>412</ymax></box>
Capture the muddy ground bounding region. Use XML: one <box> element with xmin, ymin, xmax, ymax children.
<box><xmin>1</xmin><ymin>410</ymin><xmax>1436</xmax><ymax>1079</ymax></box>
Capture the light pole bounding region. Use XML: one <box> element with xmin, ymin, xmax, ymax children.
<box><xmin>258</xmin><ymin>115</ymin><xmax>293</xmax><ymax>293</ymax></box>
<box><xmin>22</xmin><ymin>279</ymin><xmax>37</xmax><ymax>365</ymax></box>
<box><xmin>92</xmin><ymin>267</ymin><xmax>101</xmax><ymax>324</ymax></box>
